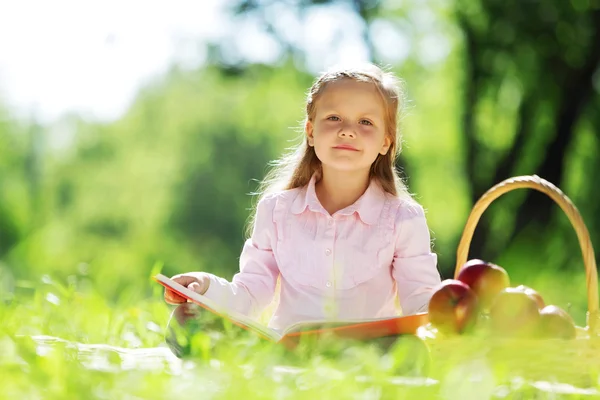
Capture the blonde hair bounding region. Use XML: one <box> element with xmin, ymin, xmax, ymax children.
<box><xmin>246</xmin><ymin>63</ymin><xmax>414</xmax><ymax>236</ymax></box>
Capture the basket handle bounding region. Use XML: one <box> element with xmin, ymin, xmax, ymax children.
<box><xmin>453</xmin><ymin>175</ymin><xmax>599</xmax><ymax>335</ymax></box>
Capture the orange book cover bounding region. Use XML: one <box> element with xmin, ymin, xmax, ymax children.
<box><xmin>155</xmin><ymin>273</ymin><xmax>428</xmax><ymax>349</ymax></box>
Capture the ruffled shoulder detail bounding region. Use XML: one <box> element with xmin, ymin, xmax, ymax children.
<box><xmin>383</xmin><ymin>195</ymin><xmax>426</xmax><ymax>236</ymax></box>
<box><xmin>268</xmin><ymin>188</ymin><xmax>303</xmax><ymax>240</ymax></box>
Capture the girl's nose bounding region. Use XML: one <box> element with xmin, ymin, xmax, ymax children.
<box><xmin>338</xmin><ymin>122</ymin><xmax>357</xmax><ymax>138</ymax></box>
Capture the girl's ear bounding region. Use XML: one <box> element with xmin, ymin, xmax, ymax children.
<box><xmin>380</xmin><ymin>135</ymin><xmax>392</xmax><ymax>155</ymax></box>
<box><xmin>305</xmin><ymin>120</ymin><xmax>315</xmax><ymax>147</ymax></box>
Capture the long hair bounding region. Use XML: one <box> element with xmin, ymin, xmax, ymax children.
<box><xmin>246</xmin><ymin>63</ymin><xmax>414</xmax><ymax>237</ymax></box>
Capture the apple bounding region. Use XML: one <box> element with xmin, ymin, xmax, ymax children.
<box><xmin>428</xmin><ymin>279</ymin><xmax>479</xmax><ymax>335</ymax></box>
<box><xmin>514</xmin><ymin>285</ymin><xmax>546</xmax><ymax>310</ymax></box>
<box><xmin>456</xmin><ymin>259</ymin><xmax>510</xmax><ymax>310</ymax></box>
<box><xmin>489</xmin><ymin>287</ymin><xmax>541</xmax><ymax>338</ymax></box>
<box><xmin>537</xmin><ymin>305</ymin><xmax>576</xmax><ymax>339</ymax></box>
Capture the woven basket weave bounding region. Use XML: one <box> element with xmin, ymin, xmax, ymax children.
<box><xmin>424</xmin><ymin>175</ymin><xmax>600</xmax><ymax>386</ymax></box>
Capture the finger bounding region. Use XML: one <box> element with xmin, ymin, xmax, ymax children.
<box><xmin>164</xmin><ymin>288</ymin><xmax>187</xmax><ymax>305</ymax></box>
<box><xmin>188</xmin><ymin>281</ymin><xmax>204</xmax><ymax>294</ymax></box>
<box><xmin>164</xmin><ymin>292</ymin><xmax>185</xmax><ymax>305</ymax></box>
<box><xmin>171</xmin><ymin>275</ymin><xmax>201</xmax><ymax>288</ymax></box>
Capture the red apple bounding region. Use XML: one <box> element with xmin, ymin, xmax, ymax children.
<box><xmin>428</xmin><ymin>279</ymin><xmax>479</xmax><ymax>335</ymax></box>
<box><xmin>456</xmin><ymin>259</ymin><xmax>510</xmax><ymax>310</ymax></box>
<box><xmin>489</xmin><ymin>287</ymin><xmax>541</xmax><ymax>338</ymax></box>
<box><xmin>537</xmin><ymin>305</ymin><xmax>576</xmax><ymax>339</ymax></box>
<box><xmin>514</xmin><ymin>285</ymin><xmax>546</xmax><ymax>310</ymax></box>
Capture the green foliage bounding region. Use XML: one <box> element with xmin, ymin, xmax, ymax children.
<box><xmin>1</xmin><ymin>271</ymin><xmax>598</xmax><ymax>398</ymax></box>
<box><xmin>0</xmin><ymin>110</ymin><xmax>30</xmax><ymax>257</ymax></box>
<box><xmin>1</xmin><ymin>65</ymin><xmax>315</xmax><ymax>300</ymax></box>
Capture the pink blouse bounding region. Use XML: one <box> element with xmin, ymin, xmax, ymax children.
<box><xmin>203</xmin><ymin>175</ymin><xmax>441</xmax><ymax>332</ymax></box>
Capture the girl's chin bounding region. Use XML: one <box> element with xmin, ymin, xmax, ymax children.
<box><xmin>321</xmin><ymin>162</ymin><xmax>373</xmax><ymax>174</ymax></box>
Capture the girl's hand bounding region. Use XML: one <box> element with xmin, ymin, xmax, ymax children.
<box><xmin>164</xmin><ymin>272</ymin><xmax>211</xmax><ymax>305</ymax></box>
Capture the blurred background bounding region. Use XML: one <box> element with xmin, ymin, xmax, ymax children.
<box><xmin>1</xmin><ymin>0</ymin><xmax>599</xmax><ymax>326</ymax></box>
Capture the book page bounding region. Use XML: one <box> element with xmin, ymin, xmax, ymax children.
<box><xmin>155</xmin><ymin>274</ymin><xmax>282</xmax><ymax>342</ymax></box>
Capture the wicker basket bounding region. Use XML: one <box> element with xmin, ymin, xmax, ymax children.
<box><xmin>424</xmin><ymin>175</ymin><xmax>600</xmax><ymax>386</ymax></box>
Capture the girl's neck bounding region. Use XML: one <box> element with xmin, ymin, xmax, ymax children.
<box><xmin>315</xmin><ymin>167</ymin><xmax>371</xmax><ymax>216</ymax></box>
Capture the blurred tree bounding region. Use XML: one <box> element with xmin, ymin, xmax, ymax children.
<box><xmin>232</xmin><ymin>0</ymin><xmax>382</xmax><ymax>60</ymax></box>
<box><xmin>25</xmin><ymin>119</ymin><xmax>44</xmax><ymax>229</ymax></box>
<box><xmin>2</xmin><ymin>64</ymin><xmax>311</xmax><ymax>297</ymax></box>
<box><xmin>455</xmin><ymin>1</ymin><xmax>600</xmax><ymax>262</ymax></box>
<box><xmin>0</xmin><ymin>108</ymin><xmax>30</xmax><ymax>258</ymax></box>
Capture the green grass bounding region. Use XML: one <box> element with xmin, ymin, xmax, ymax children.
<box><xmin>1</xmin><ymin>272</ymin><xmax>599</xmax><ymax>399</ymax></box>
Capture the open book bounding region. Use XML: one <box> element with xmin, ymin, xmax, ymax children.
<box><xmin>155</xmin><ymin>273</ymin><xmax>429</xmax><ymax>348</ymax></box>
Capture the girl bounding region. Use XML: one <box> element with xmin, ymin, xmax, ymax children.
<box><xmin>164</xmin><ymin>63</ymin><xmax>442</xmax><ymax>335</ymax></box>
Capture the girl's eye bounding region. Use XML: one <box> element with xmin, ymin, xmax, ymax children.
<box><xmin>327</xmin><ymin>116</ymin><xmax>341</xmax><ymax>121</ymax></box>
<box><xmin>360</xmin><ymin>119</ymin><xmax>373</xmax><ymax>126</ymax></box>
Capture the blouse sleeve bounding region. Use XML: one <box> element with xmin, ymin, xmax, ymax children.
<box><xmin>202</xmin><ymin>195</ymin><xmax>280</xmax><ymax>318</ymax></box>
<box><xmin>391</xmin><ymin>203</ymin><xmax>442</xmax><ymax>315</ymax></box>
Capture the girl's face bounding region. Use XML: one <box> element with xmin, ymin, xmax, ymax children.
<box><xmin>306</xmin><ymin>79</ymin><xmax>391</xmax><ymax>175</ymax></box>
